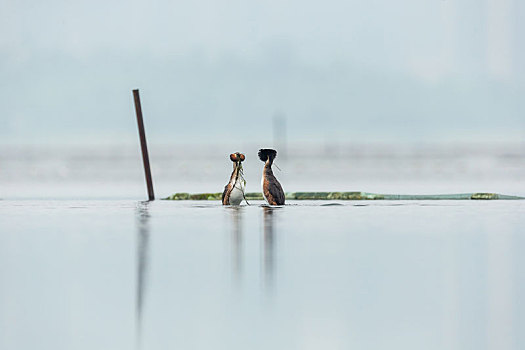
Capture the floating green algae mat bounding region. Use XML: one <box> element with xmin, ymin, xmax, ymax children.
<box><xmin>164</xmin><ymin>192</ymin><xmax>524</xmax><ymax>200</ymax></box>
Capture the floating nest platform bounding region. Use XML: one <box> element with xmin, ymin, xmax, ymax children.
<box><xmin>164</xmin><ymin>192</ymin><xmax>524</xmax><ymax>201</ymax></box>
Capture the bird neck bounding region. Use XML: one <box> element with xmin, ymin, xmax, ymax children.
<box><xmin>264</xmin><ymin>159</ymin><xmax>274</xmax><ymax>176</ymax></box>
<box><xmin>230</xmin><ymin>164</ymin><xmax>241</xmax><ymax>184</ymax></box>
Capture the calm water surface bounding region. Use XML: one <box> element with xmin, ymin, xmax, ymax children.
<box><xmin>1</xmin><ymin>199</ymin><xmax>524</xmax><ymax>349</ymax></box>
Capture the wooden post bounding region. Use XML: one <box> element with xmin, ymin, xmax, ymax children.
<box><xmin>133</xmin><ymin>89</ymin><xmax>155</xmax><ymax>201</ymax></box>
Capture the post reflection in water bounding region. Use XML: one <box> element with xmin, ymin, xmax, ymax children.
<box><xmin>229</xmin><ymin>207</ymin><xmax>244</xmax><ymax>284</ymax></box>
<box><xmin>135</xmin><ymin>201</ymin><xmax>151</xmax><ymax>349</ymax></box>
<box><xmin>262</xmin><ymin>206</ymin><xmax>276</xmax><ymax>292</ymax></box>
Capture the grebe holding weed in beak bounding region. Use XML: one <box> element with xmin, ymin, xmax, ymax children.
<box><xmin>222</xmin><ymin>152</ymin><xmax>247</xmax><ymax>205</ymax></box>
<box><xmin>258</xmin><ymin>149</ymin><xmax>285</xmax><ymax>205</ymax></box>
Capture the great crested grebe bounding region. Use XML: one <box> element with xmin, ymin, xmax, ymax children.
<box><xmin>222</xmin><ymin>152</ymin><xmax>247</xmax><ymax>205</ymax></box>
<box><xmin>258</xmin><ymin>149</ymin><xmax>285</xmax><ymax>205</ymax></box>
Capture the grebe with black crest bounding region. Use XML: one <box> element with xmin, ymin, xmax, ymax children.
<box><xmin>258</xmin><ymin>149</ymin><xmax>285</xmax><ymax>205</ymax></box>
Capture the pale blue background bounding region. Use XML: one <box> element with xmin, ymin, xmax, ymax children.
<box><xmin>1</xmin><ymin>0</ymin><xmax>524</xmax><ymax>144</ymax></box>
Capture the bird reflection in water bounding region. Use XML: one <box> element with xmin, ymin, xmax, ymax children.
<box><xmin>228</xmin><ymin>206</ymin><xmax>244</xmax><ymax>285</ymax></box>
<box><xmin>135</xmin><ymin>201</ymin><xmax>150</xmax><ymax>349</ymax></box>
<box><xmin>262</xmin><ymin>206</ymin><xmax>276</xmax><ymax>292</ymax></box>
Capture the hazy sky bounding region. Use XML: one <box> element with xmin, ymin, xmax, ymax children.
<box><xmin>1</xmin><ymin>0</ymin><xmax>523</xmax><ymax>144</ymax></box>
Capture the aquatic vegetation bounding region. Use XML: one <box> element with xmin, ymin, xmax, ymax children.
<box><xmin>165</xmin><ymin>193</ymin><xmax>222</xmax><ymax>200</ymax></box>
<box><xmin>470</xmin><ymin>193</ymin><xmax>499</xmax><ymax>200</ymax></box>
<box><xmin>164</xmin><ymin>192</ymin><xmax>523</xmax><ymax>200</ymax></box>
